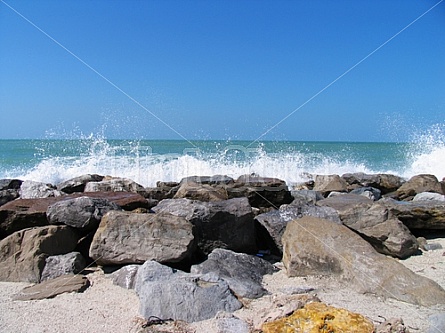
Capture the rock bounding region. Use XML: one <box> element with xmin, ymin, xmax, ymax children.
<box><xmin>135</xmin><ymin>260</ymin><xmax>242</xmax><ymax>323</ymax></box>
<box><xmin>397</xmin><ymin>174</ymin><xmax>443</xmax><ymax>200</ymax></box>
<box><xmin>345</xmin><ymin>202</ymin><xmax>418</xmax><ymax>258</ymax></box>
<box><xmin>0</xmin><ymin>189</ymin><xmax>20</xmax><ymax>207</ymax></box>
<box><xmin>89</xmin><ymin>210</ymin><xmax>196</xmax><ymax>265</ymax></box>
<box><xmin>190</xmin><ymin>248</ymin><xmax>276</xmax><ymax>299</ymax></box>
<box><xmin>413</xmin><ymin>192</ymin><xmax>445</xmax><ymax>202</ymax></box>
<box><xmin>427</xmin><ymin>313</ymin><xmax>445</xmax><ymax>333</ymax></box>
<box><xmin>380</xmin><ymin>198</ymin><xmax>445</xmax><ymax>230</ymax></box>
<box><xmin>375</xmin><ymin>318</ymin><xmax>410</xmax><ymax>333</ymax></box>
<box><xmin>173</xmin><ymin>182</ymin><xmax>229</xmax><ymax>201</ymax></box>
<box><xmin>56</xmin><ymin>174</ymin><xmax>104</xmax><ymax>193</ymax></box>
<box><xmin>0</xmin><ymin>225</ymin><xmax>79</xmax><ymax>282</ymax></box>
<box><xmin>291</xmin><ymin>190</ymin><xmax>324</xmax><ymax>205</ymax></box>
<box><xmin>350</xmin><ymin>186</ymin><xmax>382</xmax><ymax>200</ymax></box>
<box><xmin>84</xmin><ymin>177</ymin><xmax>145</xmax><ymax>193</ymax></box>
<box><xmin>110</xmin><ymin>264</ymin><xmax>140</xmax><ymax>289</ymax></box>
<box><xmin>47</xmin><ymin>196</ymin><xmax>121</xmax><ymax>231</ymax></box>
<box><xmin>228</xmin><ymin>175</ymin><xmax>293</xmax><ymax>208</ymax></box>
<box><xmin>316</xmin><ymin>193</ymin><xmax>373</xmax><ymax>226</ymax></box>
<box><xmin>282</xmin><ymin>216</ymin><xmax>445</xmax><ymax>306</ymax></box>
<box><xmin>262</xmin><ymin>302</ymin><xmax>374</xmax><ymax>333</ymax></box>
<box><xmin>342</xmin><ymin>173</ymin><xmax>405</xmax><ymax>194</ymax></box>
<box><xmin>13</xmin><ymin>274</ymin><xmax>90</xmax><ymax>301</ymax></box>
<box><xmin>40</xmin><ymin>252</ymin><xmax>86</xmax><ymax>281</ymax></box>
<box><xmin>153</xmin><ymin>198</ymin><xmax>256</xmax><ymax>255</ymax></box>
<box><xmin>19</xmin><ymin>180</ymin><xmax>64</xmax><ymax>199</ymax></box>
<box><xmin>0</xmin><ymin>178</ymin><xmax>23</xmax><ymax>190</ymax></box>
<box><xmin>180</xmin><ymin>175</ymin><xmax>235</xmax><ymax>186</ymax></box>
<box><xmin>313</xmin><ymin>174</ymin><xmax>348</xmax><ymax>196</ymax></box>
<box><xmin>83</xmin><ymin>191</ymin><xmax>150</xmax><ymax>211</ymax></box>
<box><xmin>255</xmin><ymin>203</ymin><xmax>340</xmax><ymax>255</ymax></box>
<box><xmin>215</xmin><ymin>313</ymin><xmax>250</xmax><ymax>333</ymax></box>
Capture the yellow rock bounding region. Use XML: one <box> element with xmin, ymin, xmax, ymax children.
<box><xmin>262</xmin><ymin>302</ymin><xmax>374</xmax><ymax>333</ymax></box>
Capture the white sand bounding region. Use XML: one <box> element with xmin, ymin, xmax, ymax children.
<box><xmin>1</xmin><ymin>239</ymin><xmax>444</xmax><ymax>333</ymax></box>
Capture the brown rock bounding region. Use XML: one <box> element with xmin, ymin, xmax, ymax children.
<box><xmin>313</xmin><ymin>174</ymin><xmax>348</xmax><ymax>196</ymax></box>
<box><xmin>397</xmin><ymin>174</ymin><xmax>443</xmax><ymax>200</ymax></box>
<box><xmin>13</xmin><ymin>274</ymin><xmax>90</xmax><ymax>300</ymax></box>
<box><xmin>262</xmin><ymin>302</ymin><xmax>374</xmax><ymax>333</ymax></box>
<box><xmin>173</xmin><ymin>182</ymin><xmax>228</xmax><ymax>201</ymax></box>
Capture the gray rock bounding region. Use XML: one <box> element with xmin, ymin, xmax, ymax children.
<box><xmin>427</xmin><ymin>313</ymin><xmax>445</xmax><ymax>333</ymax></box>
<box><xmin>153</xmin><ymin>198</ymin><xmax>256</xmax><ymax>255</ymax></box>
<box><xmin>89</xmin><ymin>211</ymin><xmax>196</xmax><ymax>265</ymax></box>
<box><xmin>191</xmin><ymin>248</ymin><xmax>275</xmax><ymax>299</ymax></box>
<box><xmin>282</xmin><ymin>216</ymin><xmax>445</xmax><ymax>306</ymax></box>
<box><xmin>215</xmin><ymin>314</ymin><xmax>250</xmax><ymax>333</ymax></box>
<box><xmin>0</xmin><ymin>178</ymin><xmax>22</xmax><ymax>190</ymax></box>
<box><xmin>135</xmin><ymin>260</ymin><xmax>242</xmax><ymax>322</ymax></box>
<box><xmin>291</xmin><ymin>190</ymin><xmax>324</xmax><ymax>205</ymax></box>
<box><xmin>19</xmin><ymin>180</ymin><xmax>64</xmax><ymax>199</ymax></box>
<box><xmin>13</xmin><ymin>274</ymin><xmax>90</xmax><ymax>300</ymax></box>
<box><xmin>174</xmin><ymin>182</ymin><xmax>229</xmax><ymax>201</ymax></box>
<box><xmin>110</xmin><ymin>264</ymin><xmax>140</xmax><ymax>289</ymax></box>
<box><xmin>0</xmin><ymin>225</ymin><xmax>79</xmax><ymax>282</ymax></box>
<box><xmin>0</xmin><ymin>189</ymin><xmax>20</xmax><ymax>207</ymax></box>
<box><xmin>41</xmin><ymin>252</ymin><xmax>86</xmax><ymax>281</ymax></box>
<box><xmin>47</xmin><ymin>196</ymin><xmax>121</xmax><ymax>231</ymax></box>
<box><xmin>255</xmin><ymin>203</ymin><xmax>340</xmax><ymax>254</ymax></box>
<box><xmin>56</xmin><ymin>174</ymin><xmax>104</xmax><ymax>193</ymax></box>
<box><xmin>180</xmin><ymin>175</ymin><xmax>235</xmax><ymax>186</ymax></box>
<box><xmin>84</xmin><ymin>177</ymin><xmax>145</xmax><ymax>193</ymax></box>
<box><xmin>413</xmin><ymin>192</ymin><xmax>445</xmax><ymax>202</ymax></box>
<box><xmin>350</xmin><ymin>186</ymin><xmax>381</xmax><ymax>201</ymax></box>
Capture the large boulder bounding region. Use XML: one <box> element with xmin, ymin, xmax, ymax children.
<box><xmin>282</xmin><ymin>216</ymin><xmax>445</xmax><ymax>306</ymax></box>
<box><xmin>349</xmin><ymin>202</ymin><xmax>418</xmax><ymax>258</ymax></box>
<box><xmin>173</xmin><ymin>182</ymin><xmax>228</xmax><ymax>201</ymax></box>
<box><xmin>380</xmin><ymin>198</ymin><xmax>445</xmax><ymax>230</ymax></box>
<box><xmin>313</xmin><ymin>174</ymin><xmax>348</xmax><ymax>196</ymax></box>
<box><xmin>0</xmin><ymin>189</ymin><xmax>20</xmax><ymax>207</ymax></box>
<box><xmin>341</xmin><ymin>173</ymin><xmax>405</xmax><ymax>194</ymax></box>
<box><xmin>40</xmin><ymin>251</ymin><xmax>86</xmax><ymax>281</ymax></box>
<box><xmin>89</xmin><ymin>211</ymin><xmax>196</xmax><ymax>265</ymax></box>
<box><xmin>56</xmin><ymin>174</ymin><xmax>104</xmax><ymax>193</ymax></box>
<box><xmin>180</xmin><ymin>175</ymin><xmax>234</xmax><ymax>186</ymax></box>
<box><xmin>227</xmin><ymin>175</ymin><xmax>293</xmax><ymax>208</ymax></box>
<box><xmin>255</xmin><ymin>203</ymin><xmax>340</xmax><ymax>255</ymax></box>
<box><xmin>135</xmin><ymin>260</ymin><xmax>242</xmax><ymax>322</ymax></box>
<box><xmin>0</xmin><ymin>179</ymin><xmax>22</xmax><ymax>207</ymax></box>
<box><xmin>19</xmin><ymin>180</ymin><xmax>64</xmax><ymax>199</ymax></box>
<box><xmin>47</xmin><ymin>196</ymin><xmax>121</xmax><ymax>231</ymax></box>
<box><xmin>397</xmin><ymin>174</ymin><xmax>443</xmax><ymax>200</ymax></box>
<box><xmin>153</xmin><ymin>198</ymin><xmax>256</xmax><ymax>255</ymax></box>
<box><xmin>190</xmin><ymin>248</ymin><xmax>276</xmax><ymax>299</ymax></box>
<box><xmin>0</xmin><ymin>225</ymin><xmax>79</xmax><ymax>282</ymax></box>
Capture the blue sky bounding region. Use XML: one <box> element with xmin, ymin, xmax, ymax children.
<box><xmin>0</xmin><ymin>0</ymin><xmax>444</xmax><ymax>142</ymax></box>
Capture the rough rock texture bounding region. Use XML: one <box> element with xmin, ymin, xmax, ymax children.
<box><xmin>349</xmin><ymin>202</ymin><xmax>418</xmax><ymax>258</ymax></box>
<box><xmin>0</xmin><ymin>225</ymin><xmax>79</xmax><ymax>282</ymax></box>
<box><xmin>153</xmin><ymin>198</ymin><xmax>256</xmax><ymax>255</ymax></box>
<box><xmin>380</xmin><ymin>198</ymin><xmax>445</xmax><ymax>230</ymax></box>
<box><xmin>84</xmin><ymin>177</ymin><xmax>145</xmax><ymax>193</ymax></box>
<box><xmin>215</xmin><ymin>314</ymin><xmax>250</xmax><ymax>333</ymax></box>
<box><xmin>19</xmin><ymin>180</ymin><xmax>64</xmax><ymax>199</ymax></box>
<box><xmin>262</xmin><ymin>302</ymin><xmax>374</xmax><ymax>333</ymax></box>
<box><xmin>180</xmin><ymin>175</ymin><xmax>235</xmax><ymax>186</ymax></box>
<box><xmin>40</xmin><ymin>252</ymin><xmax>86</xmax><ymax>281</ymax></box>
<box><xmin>313</xmin><ymin>174</ymin><xmax>348</xmax><ymax>195</ymax></box>
<box><xmin>282</xmin><ymin>216</ymin><xmax>445</xmax><ymax>306</ymax></box>
<box><xmin>316</xmin><ymin>193</ymin><xmax>373</xmax><ymax>226</ymax></box>
<box><xmin>47</xmin><ymin>196</ymin><xmax>121</xmax><ymax>231</ymax></box>
<box><xmin>397</xmin><ymin>174</ymin><xmax>443</xmax><ymax>200</ymax></box>
<box><xmin>89</xmin><ymin>211</ymin><xmax>196</xmax><ymax>265</ymax></box>
<box><xmin>0</xmin><ymin>178</ymin><xmax>23</xmax><ymax>190</ymax></box>
<box><xmin>56</xmin><ymin>174</ymin><xmax>104</xmax><ymax>193</ymax></box>
<box><xmin>135</xmin><ymin>260</ymin><xmax>242</xmax><ymax>323</ymax></box>
<box><xmin>190</xmin><ymin>248</ymin><xmax>276</xmax><ymax>299</ymax></box>
<box><xmin>13</xmin><ymin>274</ymin><xmax>90</xmax><ymax>301</ymax></box>
<box><xmin>0</xmin><ymin>189</ymin><xmax>20</xmax><ymax>207</ymax></box>
<box><xmin>375</xmin><ymin>318</ymin><xmax>410</xmax><ymax>333</ymax></box>
<box><xmin>413</xmin><ymin>192</ymin><xmax>445</xmax><ymax>202</ymax></box>
<box><xmin>350</xmin><ymin>186</ymin><xmax>382</xmax><ymax>201</ymax></box>
<box><xmin>255</xmin><ymin>203</ymin><xmax>340</xmax><ymax>255</ymax></box>
<box><xmin>173</xmin><ymin>182</ymin><xmax>228</xmax><ymax>201</ymax></box>
<box><xmin>341</xmin><ymin>172</ymin><xmax>405</xmax><ymax>194</ymax></box>
<box><xmin>110</xmin><ymin>264</ymin><xmax>140</xmax><ymax>289</ymax></box>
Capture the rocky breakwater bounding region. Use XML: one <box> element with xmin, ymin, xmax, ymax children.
<box><xmin>0</xmin><ymin>172</ymin><xmax>445</xmax><ymax>331</ymax></box>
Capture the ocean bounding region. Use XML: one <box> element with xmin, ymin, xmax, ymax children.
<box><xmin>1</xmin><ymin>129</ymin><xmax>444</xmax><ymax>188</ymax></box>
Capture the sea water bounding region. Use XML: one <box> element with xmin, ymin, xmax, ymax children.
<box><xmin>1</xmin><ymin>127</ymin><xmax>444</xmax><ymax>188</ymax></box>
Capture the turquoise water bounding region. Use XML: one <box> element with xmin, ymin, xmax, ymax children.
<box><xmin>0</xmin><ymin>137</ymin><xmax>444</xmax><ymax>187</ymax></box>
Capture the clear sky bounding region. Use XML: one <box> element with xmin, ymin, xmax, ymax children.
<box><xmin>0</xmin><ymin>0</ymin><xmax>444</xmax><ymax>142</ymax></box>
